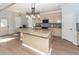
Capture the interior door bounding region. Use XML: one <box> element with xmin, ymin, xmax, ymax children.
<box><xmin>0</xmin><ymin>18</ymin><xmax>9</xmax><ymax>36</ymax></box>
<box><xmin>62</xmin><ymin>14</ymin><xmax>77</xmax><ymax>44</ymax></box>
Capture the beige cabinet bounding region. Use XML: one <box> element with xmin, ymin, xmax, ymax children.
<box><xmin>22</xmin><ymin>34</ymin><xmax>50</xmax><ymax>54</ymax></box>
<box><xmin>52</xmin><ymin>28</ymin><xmax>62</xmax><ymax>37</ymax></box>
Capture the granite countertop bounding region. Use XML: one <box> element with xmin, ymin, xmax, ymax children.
<box><xmin>17</xmin><ymin>28</ymin><xmax>53</xmax><ymax>38</ymax></box>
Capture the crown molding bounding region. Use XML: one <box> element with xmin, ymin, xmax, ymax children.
<box><xmin>40</xmin><ymin>9</ymin><xmax>62</xmax><ymax>15</ymax></box>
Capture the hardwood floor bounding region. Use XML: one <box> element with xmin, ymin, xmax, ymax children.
<box><xmin>51</xmin><ymin>36</ymin><xmax>79</xmax><ymax>55</ymax></box>
<box><xmin>0</xmin><ymin>36</ymin><xmax>39</xmax><ymax>55</ymax></box>
<box><xmin>0</xmin><ymin>34</ymin><xmax>79</xmax><ymax>55</ymax></box>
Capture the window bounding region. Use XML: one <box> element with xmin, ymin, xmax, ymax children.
<box><xmin>0</xmin><ymin>19</ymin><xmax>8</xmax><ymax>27</ymax></box>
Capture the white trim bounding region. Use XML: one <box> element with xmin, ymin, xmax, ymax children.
<box><xmin>62</xmin><ymin>37</ymin><xmax>78</xmax><ymax>46</ymax></box>
<box><xmin>40</xmin><ymin>10</ymin><xmax>61</xmax><ymax>15</ymax></box>
<box><xmin>22</xmin><ymin>43</ymin><xmax>48</xmax><ymax>55</ymax></box>
<box><xmin>72</xmin><ymin>41</ymin><xmax>78</xmax><ymax>46</ymax></box>
<box><xmin>0</xmin><ymin>38</ymin><xmax>15</xmax><ymax>43</ymax></box>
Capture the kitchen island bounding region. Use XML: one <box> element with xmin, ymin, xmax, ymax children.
<box><xmin>17</xmin><ymin>28</ymin><xmax>53</xmax><ymax>55</ymax></box>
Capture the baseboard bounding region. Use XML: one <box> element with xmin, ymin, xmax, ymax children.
<box><xmin>0</xmin><ymin>37</ymin><xmax>15</xmax><ymax>43</ymax></box>
<box><xmin>22</xmin><ymin>43</ymin><xmax>48</xmax><ymax>55</ymax></box>
<box><xmin>72</xmin><ymin>41</ymin><xmax>78</xmax><ymax>46</ymax></box>
<box><xmin>62</xmin><ymin>38</ymin><xmax>78</xmax><ymax>46</ymax></box>
<box><xmin>54</xmin><ymin>36</ymin><xmax>78</xmax><ymax>46</ymax></box>
<box><xmin>0</xmin><ymin>32</ymin><xmax>20</xmax><ymax>37</ymax></box>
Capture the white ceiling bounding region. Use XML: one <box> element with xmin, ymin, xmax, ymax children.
<box><xmin>0</xmin><ymin>3</ymin><xmax>67</xmax><ymax>14</ymax></box>
<box><xmin>0</xmin><ymin>3</ymin><xmax>11</xmax><ymax>10</ymax></box>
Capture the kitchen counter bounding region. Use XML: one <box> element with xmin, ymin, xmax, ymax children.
<box><xmin>17</xmin><ymin>28</ymin><xmax>53</xmax><ymax>54</ymax></box>
<box><xmin>18</xmin><ymin>28</ymin><xmax>53</xmax><ymax>38</ymax></box>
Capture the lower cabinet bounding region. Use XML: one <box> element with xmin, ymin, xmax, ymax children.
<box><xmin>22</xmin><ymin>33</ymin><xmax>50</xmax><ymax>54</ymax></box>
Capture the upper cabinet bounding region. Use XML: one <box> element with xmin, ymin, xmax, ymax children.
<box><xmin>40</xmin><ymin>12</ymin><xmax>62</xmax><ymax>23</ymax></box>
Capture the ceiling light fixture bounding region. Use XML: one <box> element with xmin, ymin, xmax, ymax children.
<box><xmin>26</xmin><ymin>3</ymin><xmax>40</xmax><ymax>19</ymax></box>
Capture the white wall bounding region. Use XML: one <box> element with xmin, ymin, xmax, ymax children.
<box><xmin>0</xmin><ymin>10</ymin><xmax>28</xmax><ymax>36</ymax></box>
<box><xmin>26</xmin><ymin>16</ymin><xmax>35</xmax><ymax>28</ymax></box>
<box><xmin>62</xmin><ymin>4</ymin><xmax>79</xmax><ymax>45</ymax></box>
<box><xmin>0</xmin><ymin>10</ymin><xmax>35</xmax><ymax>36</ymax></box>
<box><xmin>21</xmin><ymin>15</ymin><xmax>27</xmax><ymax>26</ymax></box>
<box><xmin>15</xmin><ymin>16</ymin><xmax>22</xmax><ymax>28</ymax></box>
<box><xmin>0</xmin><ymin>10</ymin><xmax>17</xmax><ymax>35</ymax></box>
<box><xmin>0</xmin><ymin>10</ymin><xmax>29</xmax><ymax>36</ymax></box>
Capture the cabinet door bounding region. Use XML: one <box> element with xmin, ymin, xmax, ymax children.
<box><xmin>22</xmin><ymin>34</ymin><xmax>49</xmax><ymax>54</ymax></box>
